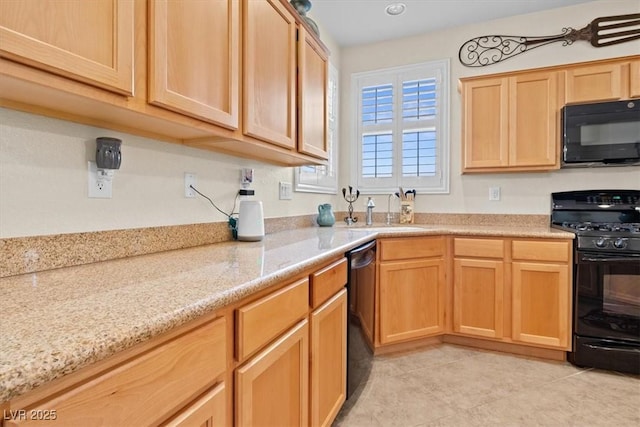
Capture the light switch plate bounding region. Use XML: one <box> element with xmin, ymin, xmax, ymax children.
<box><xmin>279</xmin><ymin>182</ymin><xmax>293</xmax><ymax>200</ymax></box>
<box><xmin>489</xmin><ymin>186</ymin><xmax>501</xmax><ymax>201</ymax></box>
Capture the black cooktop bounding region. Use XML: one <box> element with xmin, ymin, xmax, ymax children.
<box><xmin>551</xmin><ymin>190</ymin><xmax>640</xmax><ymax>253</ymax></box>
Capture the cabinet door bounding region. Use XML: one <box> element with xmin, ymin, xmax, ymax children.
<box><xmin>236</xmin><ymin>320</ymin><xmax>309</xmax><ymax>427</ymax></box>
<box><xmin>565</xmin><ymin>62</ymin><xmax>625</xmax><ymax>103</ymax></box>
<box><xmin>0</xmin><ymin>0</ymin><xmax>133</xmax><ymax>95</ymax></box>
<box><xmin>512</xmin><ymin>262</ymin><xmax>570</xmax><ymax>349</ymax></box>
<box><xmin>509</xmin><ymin>71</ymin><xmax>560</xmax><ymax>167</ymax></box>
<box><xmin>630</xmin><ymin>60</ymin><xmax>640</xmax><ymax>99</ymax></box>
<box><xmin>149</xmin><ymin>0</ymin><xmax>239</xmax><ymax>128</ymax></box>
<box><xmin>453</xmin><ymin>258</ymin><xmax>504</xmax><ymax>339</ymax></box>
<box><xmin>163</xmin><ymin>382</ymin><xmax>226</xmax><ymax>427</ymax></box>
<box><xmin>310</xmin><ymin>290</ymin><xmax>347</xmax><ymax>427</ymax></box>
<box><xmin>461</xmin><ymin>77</ymin><xmax>509</xmax><ymax>169</ymax></box>
<box><xmin>298</xmin><ymin>26</ymin><xmax>328</xmax><ymax>159</ymax></box>
<box><xmin>243</xmin><ymin>0</ymin><xmax>297</xmax><ymax>149</ymax></box>
<box><xmin>379</xmin><ymin>258</ymin><xmax>445</xmax><ymax>344</ymax></box>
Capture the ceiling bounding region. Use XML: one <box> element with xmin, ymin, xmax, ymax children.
<box><xmin>308</xmin><ymin>0</ymin><xmax>596</xmax><ymax>47</ymax></box>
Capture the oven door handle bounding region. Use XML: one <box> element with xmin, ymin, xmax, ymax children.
<box><xmin>584</xmin><ymin>343</ymin><xmax>640</xmax><ymax>354</ymax></box>
<box><xmin>580</xmin><ymin>254</ymin><xmax>640</xmax><ymax>262</ymax></box>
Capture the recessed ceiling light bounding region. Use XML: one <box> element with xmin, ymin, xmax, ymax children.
<box><xmin>385</xmin><ymin>2</ymin><xmax>406</xmax><ymax>16</ymax></box>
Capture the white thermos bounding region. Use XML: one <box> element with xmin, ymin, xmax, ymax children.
<box><xmin>237</xmin><ymin>189</ymin><xmax>265</xmax><ymax>241</ymax></box>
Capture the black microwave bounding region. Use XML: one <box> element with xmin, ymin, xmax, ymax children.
<box><xmin>562</xmin><ymin>99</ymin><xmax>640</xmax><ymax>167</ymax></box>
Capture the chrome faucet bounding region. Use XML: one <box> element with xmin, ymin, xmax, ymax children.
<box><xmin>366</xmin><ymin>197</ymin><xmax>375</xmax><ymax>225</ymax></box>
<box><xmin>386</xmin><ymin>193</ymin><xmax>397</xmax><ymax>225</ymax></box>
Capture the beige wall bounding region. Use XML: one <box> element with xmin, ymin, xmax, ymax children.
<box><xmin>338</xmin><ymin>0</ymin><xmax>640</xmax><ymax>215</ymax></box>
<box><xmin>0</xmin><ymin>108</ymin><xmax>325</xmax><ymax>237</ymax></box>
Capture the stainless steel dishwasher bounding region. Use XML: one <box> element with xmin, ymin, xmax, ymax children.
<box><xmin>345</xmin><ymin>240</ymin><xmax>376</xmax><ymax>400</ymax></box>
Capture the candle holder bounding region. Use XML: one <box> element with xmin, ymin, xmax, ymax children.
<box><xmin>342</xmin><ymin>186</ymin><xmax>360</xmax><ymax>225</ymax></box>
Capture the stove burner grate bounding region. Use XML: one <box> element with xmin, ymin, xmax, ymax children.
<box><xmin>561</xmin><ymin>222</ymin><xmax>640</xmax><ymax>233</ymax></box>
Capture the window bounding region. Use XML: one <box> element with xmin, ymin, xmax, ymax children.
<box><xmin>295</xmin><ymin>62</ymin><xmax>338</xmax><ymax>194</ymax></box>
<box><xmin>351</xmin><ymin>60</ymin><xmax>449</xmax><ymax>194</ymax></box>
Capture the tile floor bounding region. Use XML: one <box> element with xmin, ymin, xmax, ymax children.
<box><xmin>334</xmin><ymin>343</ymin><xmax>640</xmax><ymax>427</ymax></box>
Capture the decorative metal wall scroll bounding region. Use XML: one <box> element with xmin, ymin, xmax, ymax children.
<box><xmin>459</xmin><ymin>13</ymin><xmax>640</xmax><ymax>67</ymax></box>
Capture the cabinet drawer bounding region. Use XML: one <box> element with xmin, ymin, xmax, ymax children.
<box><xmin>237</xmin><ymin>278</ymin><xmax>309</xmax><ymax>361</ymax></box>
<box><xmin>454</xmin><ymin>238</ymin><xmax>504</xmax><ymax>258</ymax></box>
<box><xmin>380</xmin><ymin>237</ymin><xmax>444</xmax><ymax>261</ymax></box>
<box><xmin>7</xmin><ymin>318</ymin><xmax>227</xmax><ymax>427</ymax></box>
<box><xmin>310</xmin><ymin>257</ymin><xmax>347</xmax><ymax>308</ymax></box>
<box><xmin>163</xmin><ymin>382</ymin><xmax>226</xmax><ymax>427</ymax></box>
<box><xmin>512</xmin><ymin>240</ymin><xmax>570</xmax><ymax>262</ymax></box>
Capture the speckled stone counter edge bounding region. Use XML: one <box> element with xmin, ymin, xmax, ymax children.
<box><xmin>0</xmin><ymin>215</ymin><xmax>318</xmax><ymax>278</ymax></box>
<box><xmin>0</xmin><ymin>214</ymin><xmax>548</xmax><ymax>277</ymax></box>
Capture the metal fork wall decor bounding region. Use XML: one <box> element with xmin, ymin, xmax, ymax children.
<box><xmin>459</xmin><ymin>13</ymin><xmax>640</xmax><ymax>67</ymax></box>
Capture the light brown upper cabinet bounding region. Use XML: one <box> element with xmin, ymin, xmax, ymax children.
<box><xmin>0</xmin><ymin>0</ymin><xmax>134</xmax><ymax>95</ymax></box>
<box><xmin>243</xmin><ymin>0</ymin><xmax>297</xmax><ymax>150</ymax></box>
<box><xmin>0</xmin><ymin>0</ymin><xmax>330</xmax><ymax>166</ymax></box>
<box><xmin>149</xmin><ymin>0</ymin><xmax>239</xmax><ymax>128</ymax></box>
<box><xmin>565</xmin><ymin>57</ymin><xmax>640</xmax><ymax>104</ymax></box>
<box><xmin>298</xmin><ymin>27</ymin><xmax>329</xmax><ymax>159</ymax></box>
<box><xmin>461</xmin><ymin>70</ymin><xmax>562</xmax><ymax>172</ymax></box>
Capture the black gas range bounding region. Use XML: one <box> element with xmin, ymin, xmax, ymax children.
<box><xmin>551</xmin><ymin>190</ymin><xmax>640</xmax><ymax>374</ymax></box>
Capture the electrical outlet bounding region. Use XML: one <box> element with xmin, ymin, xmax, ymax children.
<box><xmin>241</xmin><ymin>168</ymin><xmax>254</xmax><ymax>185</ymax></box>
<box><xmin>185</xmin><ymin>173</ymin><xmax>197</xmax><ymax>198</ymax></box>
<box><xmin>88</xmin><ymin>161</ymin><xmax>112</xmax><ymax>198</ymax></box>
<box><xmin>279</xmin><ymin>182</ymin><xmax>293</xmax><ymax>200</ymax></box>
<box><xmin>489</xmin><ymin>186</ymin><xmax>501</xmax><ymax>201</ymax></box>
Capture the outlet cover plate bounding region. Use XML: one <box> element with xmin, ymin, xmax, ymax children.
<box><xmin>185</xmin><ymin>173</ymin><xmax>197</xmax><ymax>198</ymax></box>
<box><xmin>88</xmin><ymin>161</ymin><xmax>112</xmax><ymax>198</ymax></box>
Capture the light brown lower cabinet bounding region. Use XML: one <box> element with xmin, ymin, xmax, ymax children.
<box><xmin>5</xmin><ymin>316</ymin><xmax>228</xmax><ymax>427</ymax></box>
<box><xmin>235</xmin><ymin>319</ymin><xmax>309</xmax><ymax>427</ymax></box>
<box><xmin>453</xmin><ymin>258</ymin><xmax>505</xmax><ymax>339</ymax></box>
<box><xmin>310</xmin><ymin>289</ymin><xmax>347</xmax><ymax>427</ymax></box>
<box><xmin>379</xmin><ymin>258</ymin><xmax>446</xmax><ymax>344</ymax></box>
<box><xmin>512</xmin><ymin>262</ymin><xmax>570</xmax><ymax>348</ymax></box>
<box><xmin>163</xmin><ymin>382</ymin><xmax>226</xmax><ymax>427</ymax></box>
<box><xmin>451</xmin><ymin>237</ymin><xmax>572</xmax><ymax>351</ymax></box>
<box><xmin>4</xmin><ymin>236</ymin><xmax>574</xmax><ymax>426</ymax></box>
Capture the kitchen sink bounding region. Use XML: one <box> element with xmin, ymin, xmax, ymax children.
<box><xmin>349</xmin><ymin>225</ymin><xmax>424</xmax><ymax>232</ymax></box>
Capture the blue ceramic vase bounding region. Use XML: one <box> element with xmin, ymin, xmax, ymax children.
<box><xmin>317</xmin><ymin>204</ymin><xmax>335</xmax><ymax>227</ymax></box>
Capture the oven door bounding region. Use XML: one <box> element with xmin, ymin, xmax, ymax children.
<box><xmin>574</xmin><ymin>251</ymin><xmax>640</xmax><ymax>342</ymax></box>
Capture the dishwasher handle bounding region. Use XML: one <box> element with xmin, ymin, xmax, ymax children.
<box><xmin>349</xmin><ymin>240</ymin><xmax>376</xmax><ymax>269</ymax></box>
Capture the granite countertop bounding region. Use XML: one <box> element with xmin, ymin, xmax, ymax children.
<box><xmin>335</xmin><ymin>222</ymin><xmax>575</xmax><ymax>238</ymax></box>
<box><xmin>0</xmin><ymin>224</ymin><xmax>573</xmax><ymax>403</ymax></box>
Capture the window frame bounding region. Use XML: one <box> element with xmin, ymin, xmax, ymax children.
<box><xmin>350</xmin><ymin>59</ymin><xmax>450</xmax><ymax>194</ymax></box>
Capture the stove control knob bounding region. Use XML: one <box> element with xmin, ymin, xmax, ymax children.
<box><xmin>613</xmin><ymin>238</ymin><xmax>627</xmax><ymax>249</ymax></box>
<box><xmin>595</xmin><ymin>237</ymin><xmax>608</xmax><ymax>248</ymax></box>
